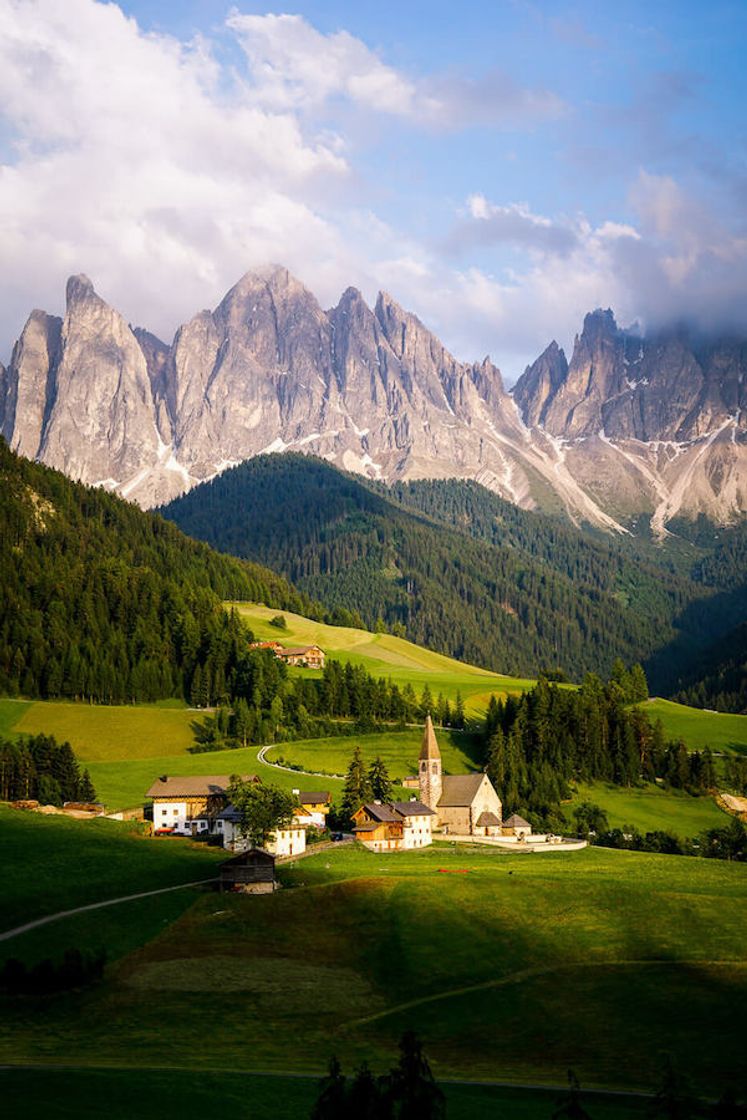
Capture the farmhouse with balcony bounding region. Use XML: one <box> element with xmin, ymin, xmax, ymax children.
<box><xmin>276</xmin><ymin>644</ymin><xmax>326</xmax><ymax>669</ymax></box>
<box><xmin>293</xmin><ymin>790</ymin><xmax>332</xmax><ymax>827</ymax></box>
<box><xmin>352</xmin><ymin>799</ymin><xmax>435</xmax><ymax>852</ymax></box>
<box><xmin>146</xmin><ymin>774</ymin><xmax>258</xmax><ymax>835</ymax></box>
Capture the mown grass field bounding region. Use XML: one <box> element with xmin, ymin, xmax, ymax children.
<box><xmin>0</xmin><ymin>805</ymin><xmax>224</xmax><ymax>932</ymax></box>
<box><xmin>1</xmin><ymin>836</ymin><xmax>745</xmax><ymax>1097</ymax></box>
<box><xmin>0</xmin><ymin>699</ymin><xmax>198</xmax><ymax>761</ymax></box>
<box><xmin>267</xmin><ymin>727</ymin><xmax>482</xmax><ymax>779</ymax></box>
<box><xmin>0</xmin><ymin>1068</ymin><xmax>650</xmax><ymax>1120</ymax></box>
<box><xmin>641</xmin><ymin>698</ymin><xmax>747</xmax><ymax>755</ymax></box>
<box><xmin>230</xmin><ymin>601</ymin><xmax>538</xmax><ymax>712</ymax></box>
<box><xmin>564</xmin><ymin>781</ymin><xmax>728</xmax><ymax>838</ymax></box>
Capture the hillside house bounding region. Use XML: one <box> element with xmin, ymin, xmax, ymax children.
<box><xmin>418</xmin><ymin>716</ymin><xmax>504</xmax><ymax>836</ymax></box>
<box><xmin>293</xmin><ymin>789</ymin><xmax>331</xmax><ymax>827</ymax></box>
<box><xmin>276</xmin><ymin>644</ymin><xmax>325</xmax><ymax>669</ymax></box>
<box><xmin>218</xmin><ymin>849</ymin><xmax>276</xmax><ymax>894</ymax></box>
<box><xmin>352</xmin><ymin>799</ymin><xmax>435</xmax><ymax>852</ymax></box>
<box><xmin>146</xmin><ymin>774</ymin><xmax>258</xmax><ymax>835</ymax></box>
<box><xmin>215</xmin><ymin>803</ymin><xmax>307</xmax><ymax>857</ymax></box>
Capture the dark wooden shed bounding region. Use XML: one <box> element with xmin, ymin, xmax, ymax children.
<box><xmin>218</xmin><ymin>848</ymin><xmax>277</xmax><ymax>893</ymax></box>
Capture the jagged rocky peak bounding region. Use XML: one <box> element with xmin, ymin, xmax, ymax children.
<box><xmin>2</xmin><ymin>309</ymin><xmax>63</xmax><ymax>458</ymax></box>
<box><xmin>65</xmin><ymin>272</ymin><xmax>97</xmax><ymax>306</ymax></box>
<box><xmin>512</xmin><ymin>340</ymin><xmax>568</xmax><ymax>428</ymax></box>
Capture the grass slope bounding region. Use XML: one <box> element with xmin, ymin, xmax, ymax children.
<box><xmin>267</xmin><ymin>728</ymin><xmax>482</xmax><ymax>779</ymax></box>
<box><xmin>0</xmin><ymin>1069</ymin><xmax>650</xmax><ymax>1120</ymax></box>
<box><xmin>0</xmin><ymin>805</ymin><xmax>224</xmax><ymax>931</ymax></box>
<box><xmin>233</xmin><ymin>601</ymin><xmax>538</xmax><ymax>711</ymax></box>
<box><xmin>642</xmin><ymin>698</ymin><xmax>747</xmax><ymax>754</ymax></box>
<box><xmin>1</xmin><ymin>841</ymin><xmax>745</xmax><ymax>1095</ymax></box>
<box><xmin>564</xmin><ymin>781</ymin><xmax>728</xmax><ymax>838</ymax></box>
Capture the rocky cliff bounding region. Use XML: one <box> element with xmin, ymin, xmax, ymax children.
<box><xmin>2</xmin><ymin>269</ymin><xmax>746</xmax><ymax>534</ymax></box>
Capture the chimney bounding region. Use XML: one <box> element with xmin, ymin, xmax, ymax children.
<box><xmin>292</xmin><ymin>788</ymin><xmax>300</xmax><ymax>796</ymax></box>
<box><xmin>374</xmin><ymin>799</ymin><xmax>381</xmax><ymax>805</ymax></box>
<box><xmin>159</xmin><ymin>775</ymin><xmax>168</xmax><ymax>782</ymax></box>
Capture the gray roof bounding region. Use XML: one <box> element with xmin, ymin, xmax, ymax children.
<box><xmin>504</xmin><ymin>813</ymin><xmax>531</xmax><ymax>828</ymax></box>
<box><xmin>391</xmin><ymin>800</ymin><xmax>436</xmax><ymax>817</ymax></box>
<box><xmin>216</xmin><ymin>803</ymin><xmax>242</xmax><ymax>822</ymax></box>
<box><xmin>297</xmin><ymin>791</ymin><xmax>331</xmax><ymax>805</ymax></box>
<box><xmin>475</xmin><ymin>811</ymin><xmax>501</xmax><ymax>827</ymax></box>
<box><xmin>146</xmin><ymin>774</ymin><xmax>256</xmax><ymax>798</ymax></box>
<box><xmin>438</xmin><ymin>773</ymin><xmax>485</xmax><ymax>807</ymax></box>
<box><xmin>362</xmin><ymin>802</ymin><xmax>402</xmax><ymax>822</ymax></box>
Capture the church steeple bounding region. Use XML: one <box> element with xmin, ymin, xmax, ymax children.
<box><xmin>419</xmin><ymin>714</ymin><xmax>442</xmax><ymax>811</ymax></box>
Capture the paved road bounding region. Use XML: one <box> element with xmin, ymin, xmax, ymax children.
<box><xmin>0</xmin><ymin>879</ymin><xmax>216</xmax><ymax>943</ymax></box>
<box><xmin>257</xmin><ymin>743</ymin><xmax>343</xmax><ymax>779</ymax></box>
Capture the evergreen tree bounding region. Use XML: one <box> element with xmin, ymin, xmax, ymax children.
<box><xmin>78</xmin><ymin>769</ymin><xmax>96</xmax><ymax>802</ymax></box>
<box><xmin>552</xmin><ymin>1071</ymin><xmax>592</xmax><ymax>1120</ymax></box>
<box><xmin>387</xmin><ymin>1031</ymin><xmax>445</xmax><ymax>1120</ymax></box>
<box><xmin>368</xmin><ymin>756</ymin><xmax>393</xmax><ymax>803</ymax></box>
<box><xmin>341</xmin><ymin>745</ymin><xmax>373</xmax><ymax>823</ymax></box>
<box><xmin>452</xmin><ymin>690</ymin><xmax>465</xmax><ymax>729</ymax></box>
<box><xmin>310</xmin><ymin>1056</ymin><xmax>348</xmax><ymax>1120</ymax></box>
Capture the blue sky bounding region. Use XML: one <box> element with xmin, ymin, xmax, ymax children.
<box><xmin>0</xmin><ymin>0</ymin><xmax>745</xmax><ymax>378</ymax></box>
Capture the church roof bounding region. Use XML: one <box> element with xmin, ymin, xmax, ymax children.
<box><xmin>438</xmin><ymin>773</ymin><xmax>485</xmax><ymax>807</ymax></box>
<box><xmin>504</xmin><ymin>813</ymin><xmax>531</xmax><ymax>828</ymax></box>
<box><xmin>391</xmin><ymin>800</ymin><xmax>436</xmax><ymax>817</ymax></box>
<box><xmin>475</xmin><ymin>811</ymin><xmax>501</xmax><ymax>827</ymax></box>
<box><xmin>419</xmin><ymin>715</ymin><xmax>441</xmax><ymax>761</ymax></box>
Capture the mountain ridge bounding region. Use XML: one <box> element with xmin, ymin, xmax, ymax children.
<box><xmin>2</xmin><ymin>266</ymin><xmax>746</xmax><ymax>533</ymax></box>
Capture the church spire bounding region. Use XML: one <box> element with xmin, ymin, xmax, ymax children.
<box><xmin>419</xmin><ymin>713</ymin><xmax>441</xmax><ymax>761</ymax></box>
<box><xmin>419</xmin><ymin>715</ymin><xmax>442</xmax><ymax>811</ymax></box>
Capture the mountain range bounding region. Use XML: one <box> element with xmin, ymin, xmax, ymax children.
<box><xmin>2</xmin><ymin>266</ymin><xmax>746</xmax><ymax>533</ymax></box>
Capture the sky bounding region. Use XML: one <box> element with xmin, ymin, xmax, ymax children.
<box><xmin>0</xmin><ymin>0</ymin><xmax>745</xmax><ymax>381</ymax></box>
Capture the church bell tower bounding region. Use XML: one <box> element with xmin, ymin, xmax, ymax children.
<box><xmin>419</xmin><ymin>714</ymin><xmax>442</xmax><ymax>812</ymax></box>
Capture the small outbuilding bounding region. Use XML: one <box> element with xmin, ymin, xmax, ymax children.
<box><xmin>218</xmin><ymin>849</ymin><xmax>277</xmax><ymax>894</ymax></box>
<box><xmin>502</xmin><ymin>813</ymin><xmax>532</xmax><ymax>839</ymax></box>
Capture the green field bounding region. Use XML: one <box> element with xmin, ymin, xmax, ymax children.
<box><xmin>267</xmin><ymin>727</ymin><xmax>482</xmax><ymax>779</ymax></box>
<box><xmin>564</xmin><ymin>781</ymin><xmax>728</xmax><ymax>838</ymax></box>
<box><xmin>0</xmin><ymin>699</ymin><xmax>198</xmax><ymax>761</ymax></box>
<box><xmin>1</xmin><ymin>832</ymin><xmax>745</xmax><ymax>1096</ymax></box>
<box><xmin>0</xmin><ymin>1068</ymin><xmax>651</xmax><ymax>1120</ymax></box>
<box><xmin>641</xmin><ymin>698</ymin><xmax>747</xmax><ymax>754</ymax></box>
<box><xmin>231</xmin><ymin>602</ymin><xmax>538</xmax><ymax>712</ymax></box>
<box><xmin>0</xmin><ymin>805</ymin><xmax>224</xmax><ymax>932</ymax></box>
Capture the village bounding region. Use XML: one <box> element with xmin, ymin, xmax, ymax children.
<box><xmin>148</xmin><ymin>717</ymin><xmax>585</xmax><ymax>891</ymax></box>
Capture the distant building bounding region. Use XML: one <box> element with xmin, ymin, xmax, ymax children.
<box><xmin>502</xmin><ymin>813</ymin><xmax>532</xmax><ymax>840</ymax></box>
<box><xmin>146</xmin><ymin>773</ymin><xmax>258</xmax><ymax>835</ymax></box>
<box><xmin>293</xmin><ymin>790</ymin><xmax>331</xmax><ymax>827</ymax></box>
<box><xmin>352</xmin><ymin>799</ymin><xmax>435</xmax><ymax>852</ymax></box>
<box><xmin>215</xmin><ymin>803</ymin><xmax>307</xmax><ymax>857</ymax></box>
<box><xmin>276</xmin><ymin>644</ymin><xmax>326</xmax><ymax>669</ymax></box>
<box><xmin>248</xmin><ymin>640</ymin><xmax>285</xmax><ymax>654</ymax></box>
<box><xmin>418</xmin><ymin>716</ymin><xmax>504</xmax><ymax>836</ymax></box>
<box><xmin>218</xmin><ymin>849</ymin><xmax>276</xmax><ymax>894</ymax></box>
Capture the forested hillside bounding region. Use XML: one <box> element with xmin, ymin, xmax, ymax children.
<box><xmin>674</xmin><ymin>622</ymin><xmax>747</xmax><ymax>713</ymax></box>
<box><xmin>161</xmin><ymin>454</ymin><xmax>707</xmax><ymax>687</ymax></box>
<box><xmin>0</xmin><ymin>439</ymin><xmax>321</xmax><ymax>703</ymax></box>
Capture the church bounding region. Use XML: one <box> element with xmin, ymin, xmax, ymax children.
<box><xmin>419</xmin><ymin>715</ymin><xmax>503</xmax><ymax>837</ymax></box>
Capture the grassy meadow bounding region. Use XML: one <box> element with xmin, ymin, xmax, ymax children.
<box><xmin>641</xmin><ymin>698</ymin><xmax>747</xmax><ymax>755</ymax></box>
<box><xmin>230</xmin><ymin>601</ymin><xmax>539</xmax><ymax>712</ymax></box>
<box><xmin>1</xmin><ymin>835</ymin><xmax>745</xmax><ymax>1097</ymax></box>
<box><xmin>564</xmin><ymin>781</ymin><xmax>728</xmax><ymax>838</ymax></box>
<box><xmin>267</xmin><ymin>727</ymin><xmax>482</xmax><ymax>779</ymax></box>
<box><xmin>0</xmin><ymin>1068</ymin><xmax>651</xmax><ymax>1120</ymax></box>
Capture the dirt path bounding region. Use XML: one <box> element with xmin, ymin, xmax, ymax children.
<box><xmin>257</xmin><ymin>744</ymin><xmax>343</xmax><ymax>779</ymax></box>
<box><xmin>0</xmin><ymin>879</ymin><xmax>216</xmax><ymax>943</ymax></box>
<box><xmin>346</xmin><ymin>956</ymin><xmax>746</xmax><ymax>1029</ymax></box>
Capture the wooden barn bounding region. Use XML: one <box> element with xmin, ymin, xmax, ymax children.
<box><xmin>218</xmin><ymin>849</ymin><xmax>277</xmax><ymax>894</ymax></box>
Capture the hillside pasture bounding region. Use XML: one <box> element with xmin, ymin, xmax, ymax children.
<box><xmin>0</xmin><ymin>805</ymin><xmax>224</xmax><ymax>933</ymax></box>
<box><xmin>230</xmin><ymin>601</ymin><xmax>536</xmax><ymax>711</ymax></box>
<box><xmin>564</xmin><ymin>781</ymin><xmax>728</xmax><ymax>839</ymax></box>
<box><xmin>0</xmin><ymin>843</ymin><xmax>745</xmax><ymax>1095</ymax></box>
<box><xmin>267</xmin><ymin>727</ymin><xmax>482</xmax><ymax>780</ymax></box>
<box><xmin>641</xmin><ymin>698</ymin><xmax>747</xmax><ymax>754</ymax></box>
<box><xmin>8</xmin><ymin>700</ymin><xmax>198</xmax><ymax>761</ymax></box>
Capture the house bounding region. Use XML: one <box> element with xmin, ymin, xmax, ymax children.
<box><xmin>146</xmin><ymin>773</ymin><xmax>258</xmax><ymax>835</ymax></box>
<box><xmin>293</xmin><ymin>789</ymin><xmax>331</xmax><ymax>827</ymax></box>
<box><xmin>401</xmin><ymin>776</ymin><xmax>420</xmax><ymax>790</ymax></box>
<box><xmin>502</xmin><ymin>813</ymin><xmax>532</xmax><ymax>839</ymax></box>
<box><xmin>418</xmin><ymin>716</ymin><xmax>503</xmax><ymax>836</ymax></box>
<box><xmin>276</xmin><ymin>644</ymin><xmax>326</xmax><ymax>669</ymax></box>
<box><xmin>218</xmin><ymin>849</ymin><xmax>276</xmax><ymax>894</ymax></box>
<box><xmin>352</xmin><ymin>798</ymin><xmax>435</xmax><ymax>852</ymax></box>
<box><xmin>215</xmin><ymin>803</ymin><xmax>307</xmax><ymax>857</ymax></box>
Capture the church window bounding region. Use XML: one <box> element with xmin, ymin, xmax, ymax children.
<box><xmin>432</xmin><ymin>762</ymin><xmax>438</xmax><ymax>773</ymax></box>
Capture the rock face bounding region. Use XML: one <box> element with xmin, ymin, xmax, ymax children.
<box><xmin>2</xmin><ymin>270</ymin><xmax>746</xmax><ymax>533</ymax></box>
